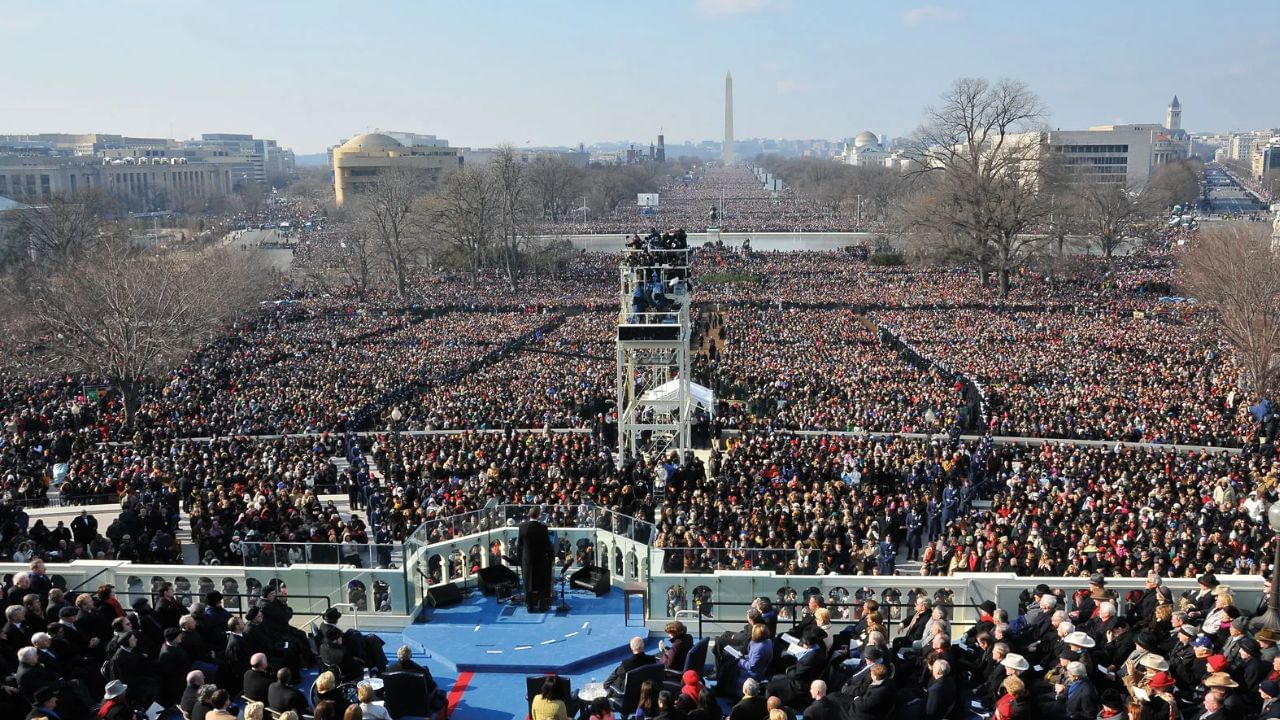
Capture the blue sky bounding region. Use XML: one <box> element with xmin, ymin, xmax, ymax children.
<box><xmin>5</xmin><ymin>0</ymin><xmax>1277</xmax><ymax>153</ymax></box>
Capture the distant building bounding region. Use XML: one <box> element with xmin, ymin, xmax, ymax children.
<box><xmin>1046</xmin><ymin>122</ymin><xmax>1185</xmax><ymax>189</ymax></box>
<box><xmin>1253</xmin><ymin>143</ymin><xmax>1280</xmax><ymax>181</ymax></box>
<box><xmin>0</xmin><ymin>154</ymin><xmax>229</xmax><ymax>210</ymax></box>
<box><xmin>0</xmin><ymin>132</ymin><xmax>294</xmax><ymax>190</ymax></box>
<box><xmin>841</xmin><ymin>131</ymin><xmax>890</xmax><ymax>167</ymax></box>
<box><xmin>1231</xmin><ymin>133</ymin><xmax>1260</xmax><ymax>162</ymax></box>
<box><xmin>332</xmin><ymin>133</ymin><xmax>461</xmax><ymax>206</ymax></box>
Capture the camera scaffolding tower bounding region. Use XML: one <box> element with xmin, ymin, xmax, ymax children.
<box><xmin>616</xmin><ymin>247</ymin><xmax>694</xmax><ymax>495</ymax></box>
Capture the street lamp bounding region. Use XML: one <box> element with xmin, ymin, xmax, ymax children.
<box><xmin>1260</xmin><ymin>502</ymin><xmax>1280</xmax><ymax>631</ymax></box>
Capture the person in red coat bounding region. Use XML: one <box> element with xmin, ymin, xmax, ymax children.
<box><xmin>995</xmin><ymin>676</ymin><xmax>1026</xmax><ymax>720</ymax></box>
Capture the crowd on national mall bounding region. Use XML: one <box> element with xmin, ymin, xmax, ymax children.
<box><xmin>2</xmin><ymin>168</ymin><xmax>1277</xmax><ymax>718</ymax></box>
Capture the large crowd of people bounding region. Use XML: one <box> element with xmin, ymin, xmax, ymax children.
<box><xmin>536</xmin><ymin>166</ymin><xmax>877</xmax><ymax>235</ymax></box>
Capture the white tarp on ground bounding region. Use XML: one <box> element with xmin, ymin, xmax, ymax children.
<box><xmin>639</xmin><ymin>379</ymin><xmax>715</xmax><ymax>417</ymax></box>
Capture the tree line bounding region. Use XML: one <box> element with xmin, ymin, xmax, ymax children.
<box><xmin>336</xmin><ymin>148</ymin><xmax>692</xmax><ymax>298</ymax></box>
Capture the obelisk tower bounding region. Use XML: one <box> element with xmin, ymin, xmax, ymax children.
<box><xmin>723</xmin><ymin>71</ymin><xmax>734</xmax><ymax>165</ymax></box>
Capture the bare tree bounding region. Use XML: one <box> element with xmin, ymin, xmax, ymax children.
<box><xmin>12</xmin><ymin>233</ymin><xmax>271</xmax><ymax>423</ymax></box>
<box><xmin>355</xmin><ymin>167</ymin><xmax>430</xmax><ymax>299</ymax></box>
<box><xmin>1071</xmin><ymin>179</ymin><xmax>1152</xmax><ymax>258</ymax></box>
<box><xmin>1181</xmin><ymin>223</ymin><xmax>1280</xmax><ymax>401</ymax></box>
<box><xmin>13</xmin><ymin>190</ymin><xmax>110</xmax><ymax>264</ymax></box>
<box><xmin>426</xmin><ymin>165</ymin><xmax>501</xmax><ymax>283</ymax></box>
<box><xmin>900</xmin><ymin>77</ymin><xmax>1047</xmax><ymax>296</ymax></box>
<box><xmin>338</xmin><ymin>224</ymin><xmax>376</xmax><ymax>299</ymax></box>
<box><xmin>491</xmin><ymin>147</ymin><xmax>535</xmax><ymax>287</ymax></box>
<box><xmin>528</xmin><ymin>157</ymin><xmax>582</xmax><ymax>223</ymax></box>
<box><xmin>1147</xmin><ymin>159</ymin><xmax>1204</xmax><ymax>210</ymax></box>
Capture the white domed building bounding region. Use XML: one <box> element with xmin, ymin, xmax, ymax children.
<box><xmin>841</xmin><ymin>130</ymin><xmax>891</xmax><ymax>167</ymax></box>
<box><xmin>332</xmin><ymin>132</ymin><xmax>460</xmax><ymax>206</ymax></box>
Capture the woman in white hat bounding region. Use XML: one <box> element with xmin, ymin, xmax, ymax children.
<box><xmin>99</xmin><ymin>681</ymin><xmax>132</xmax><ymax>720</ymax></box>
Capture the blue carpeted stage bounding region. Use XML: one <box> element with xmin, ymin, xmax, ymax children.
<box><xmin>403</xmin><ymin>586</ymin><xmax>643</xmax><ymax>675</ymax></box>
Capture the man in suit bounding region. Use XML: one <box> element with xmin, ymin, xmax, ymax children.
<box><xmin>802</xmin><ymin>680</ymin><xmax>843</xmax><ymax>720</ymax></box>
<box><xmin>729</xmin><ymin>679</ymin><xmax>768</xmax><ymax>720</ymax></box>
<box><xmin>242</xmin><ymin>652</ymin><xmax>273</xmax><ymax>703</ymax></box>
<box><xmin>850</xmin><ymin>664</ymin><xmax>896</xmax><ymax>720</ymax></box>
<box><xmin>605</xmin><ymin>637</ymin><xmax>658</xmax><ymax>695</ymax></box>
<box><xmin>222</xmin><ymin>615</ymin><xmax>250</xmax><ymax>697</ymax></box>
<box><xmin>267</xmin><ymin>667</ymin><xmax>311</xmax><ymax>716</ymax></box>
<box><xmin>180</xmin><ymin>671</ymin><xmax>206</xmax><ymax>720</ymax></box>
<box><xmin>387</xmin><ymin>645</ymin><xmax>438</xmax><ymax>695</ymax></box>
<box><xmin>923</xmin><ymin>659</ymin><xmax>957</xmax><ymax>720</ymax></box>
<box><xmin>517</xmin><ymin>507</ymin><xmax>553</xmax><ymax>612</ymax></box>
<box><xmin>767</xmin><ymin>629</ymin><xmax>827</xmax><ymax>710</ymax></box>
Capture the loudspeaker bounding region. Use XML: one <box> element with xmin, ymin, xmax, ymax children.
<box><xmin>427</xmin><ymin>582</ymin><xmax>464</xmax><ymax>608</ymax></box>
<box><xmin>569</xmin><ymin>564</ymin><xmax>611</xmax><ymax>597</ymax></box>
<box><xmin>477</xmin><ymin>564</ymin><xmax>520</xmax><ymax>595</ymax></box>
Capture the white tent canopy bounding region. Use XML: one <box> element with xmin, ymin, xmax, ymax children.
<box><xmin>638</xmin><ymin>379</ymin><xmax>715</xmax><ymax>417</ymax></box>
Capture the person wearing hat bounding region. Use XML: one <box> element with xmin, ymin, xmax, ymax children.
<box><xmin>1259</xmin><ymin>679</ymin><xmax>1280</xmax><ymax>719</ymax></box>
<box><xmin>1191</xmin><ymin>573</ymin><xmax>1221</xmax><ymax>621</ymax></box>
<box><xmin>25</xmin><ymin>685</ymin><xmax>59</xmax><ymax>720</ymax></box>
<box><xmin>318</xmin><ymin>624</ymin><xmax>361</xmax><ymax>681</ymax></box>
<box><xmin>1224</xmin><ymin>616</ymin><xmax>1249</xmax><ymax>662</ymax></box>
<box><xmin>1203</xmin><ymin>671</ymin><xmax>1248</xmax><ymax>720</ymax></box>
<box><xmin>1238</xmin><ymin>637</ymin><xmax>1267</xmax><ymax>691</ymax></box>
<box><xmin>968</xmin><ymin>600</ymin><xmax>998</xmax><ymax>643</ymax></box>
<box><xmin>98</xmin><ymin>680</ymin><xmax>131</xmax><ymax>720</ymax></box>
<box><xmin>318</xmin><ymin>607</ymin><xmax>386</xmax><ymax>675</ymax></box>
<box><xmin>200</xmin><ymin>591</ymin><xmax>231</xmax><ymax>647</ymax></box>
<box><xmin>1096</xmin><ymin>688</ymin><xmax>1124</xmax><ymax>719</ymax></box>
<box><xmin>1143</xmin><ymin>671</ymin><xmax>1178</xmax><ymax>717</ymax></box>
<box><xmin>257</xmin><ymin>582</ymin><xmax>313</xmax><ymax>669</ymax></box>
<box><xmin>1256</xmin><ymin>628</ymin><xmax>1280</xmax><ymax>662</ymax></box>
<box><xmin>156</xmin><ymin>627</ymin><xmax>191</xmax><ymax>707</ymax></box>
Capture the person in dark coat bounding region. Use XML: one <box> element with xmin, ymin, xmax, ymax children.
<box><xmin>242</xmin><ymin>653</ymin><xmax>273</xmax><ymax>703</ymax></box>
<box><xmin>516</xmin><ymin>507</ymin><xmax>553</xmax><ymax>612</ymax></box>
<box><xmin>767</xmin><ymin>629</ymin><xmax>827</xmax><ymax>710</ymax></box>
<box><xmin>1054</xmin><ymin>662</ymin><xmax>1098</xmax><ymax>720</ymax></box>
<box><xmin>849</xmin><ymin>663</ymin><xmax>896</xmax><ymax>720</ymax></box>
<box><xmin>106</xmin><ymin>632</ymin><xmax>156</xmax><ymax>710</ymax></box>
<box><xmin>801</xmin><ymin>680</ymin><xmax>843</xmax><ymax>720</ymax></box>
<box><xmin>661</xmin><ymin>621</ymin><xmax>694</xmax><ymax>670</ymax></box>
<box><xmin>258</xmin><ymin>582</ymin><xmax>312</xmax><ymax>668</ymax></box>
<box><xmin>923</xmin><ymin>659</ymin><xmax>957</xmax><ymax>720</ymax></box>
<box><xmin>728</xmin><ymin>679</ymin><xmax>768</xmax><ymax>720</ymax></box>
<box><xmin>267</xmin><ymin>667</ymin><xmax>311</xmax><ymax>716</ymax></box>
<box><xmin>387</xmin><ymin>645</ymin><xmax>438</xmax><ymax>694</ymax></box>
<box><xmin>156</xmin><ymin>627</ymin><xmax>192</xmax><ymax>707</ymax></box>
<box><xmin>605</xmin><ymin>637</ymin><xmax>659</xmax><ymax>694</ymax></box>
<box><xmin>221</xmin><ymin>615</ymin><xmax>250</xmax><ymax>697</ymax></box>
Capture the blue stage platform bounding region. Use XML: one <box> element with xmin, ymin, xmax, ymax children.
<box><xmin>402</xmin><ymin>586</ymin><xmax>643</xmax><ymax>675</ymax></box>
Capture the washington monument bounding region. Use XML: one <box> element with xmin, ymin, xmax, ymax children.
<box><xmin>723</xmin><ymin>71</ymin><xmax>734</xmax><ymax>164</ymax></box>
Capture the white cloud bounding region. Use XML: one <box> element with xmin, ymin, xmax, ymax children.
<box><xmin>695</xmin><ymin>0</ymin><xmax>773</xmax><ymax>19</ymax></box>
<box><xmin>775</xmin><ymin>79</ymin><xmax>800</xmax><ymax>95</ymax></box>
<box><xmin>902</xmin><ymin>6</ymin><xmax>963</xmax><ymax>27</ymax></box>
